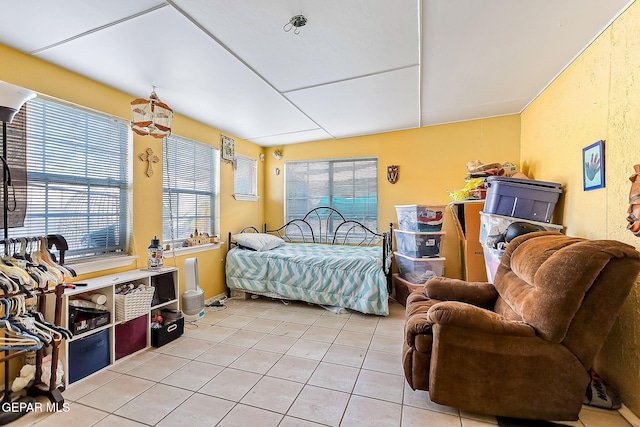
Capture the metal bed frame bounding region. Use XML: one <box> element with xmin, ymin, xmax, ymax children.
<box><xmin>227</xmin><ymin>207</ymin><xmax>393</xmax><ymax>294</ymax></box>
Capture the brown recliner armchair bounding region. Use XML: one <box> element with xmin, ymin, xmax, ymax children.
<box><xmin>403</xmin><ymin>232</ymin><xmax>640</xmax><ymax>421</ymax></box>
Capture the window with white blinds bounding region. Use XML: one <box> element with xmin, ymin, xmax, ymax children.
<box><xmin>162</xmin><ymin>135</ymin><xmax>217</xmax><ymax>243</ymax></box>
<box><xmin>285</xmin><ymin>157</ymin><xmax>378</xmax><ymax>232</ymax></box>
<box><xmin>6</xmin><ymin>96</ymin><xmax>131</xmax><ymax>260</ymax></box>
<box><xmin>233</xmin><ymin>154</ymin><xmax>258</xmax><ymax>201</ymax></box>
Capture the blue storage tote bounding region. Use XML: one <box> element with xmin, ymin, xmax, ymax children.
<box><xmin>394</xmin><ymin>230</ymin><xmax>445</xmax><ymax>258</ymax></box>
<box><xmin>484</xmin><ymin>177</ymin><xmax>562</xmax><ymax>223</ymax></box>
<box><xmin>68</xmin><ymin>329</ymin><xmax>110</xmax><ymax>384</ymax></box>
<box><xmin>395</xmin><ymin>205</ymin><xmax>445</xmax><ymax>231</ymax></box>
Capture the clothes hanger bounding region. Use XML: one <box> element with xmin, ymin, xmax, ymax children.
<box><xmin>0</xmin><ymin>320</ymin><xmax>43</xmax><ymax>351</ymax></box>
<box><xmin>9</xmin><ymin>316</ymin><xmax>52</xmax><ymax>346</ymax></box>
<box><xmin>28</xmin><ymin>311</ymin><xmax>72</xmax><ymax>340</ymax></box>
<box><xmin>38</xmin><ymin>236</ymin><xmax>75</xmax><ymax>280</ymax></box>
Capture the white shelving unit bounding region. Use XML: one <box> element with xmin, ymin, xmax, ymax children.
<box><xmin>51</xmin><ymin>267</ymin><xmax>179</xmax><ymax>387</ymax></box>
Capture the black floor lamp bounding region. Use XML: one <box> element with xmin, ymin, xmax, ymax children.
<box><xmin>0</xmin><ymin>80</ymin><xmax>35</xmax><ymax>424</ymax></box>
<box><xmin>0</xmin><ymin>81</ymin><xmax>35</xmax><ymax>239</ymax></box>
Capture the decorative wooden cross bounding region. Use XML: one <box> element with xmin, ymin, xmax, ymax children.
<box><xmin>139</xmin><ymin>148</ymin><xmax>159</xmax><ymax>177</ymax></box>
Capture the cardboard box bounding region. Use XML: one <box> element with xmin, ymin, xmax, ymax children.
<box><xmin>69</xmin><ymin>307</ymin><xmax>110</xmax><ymax>335</ymax></box>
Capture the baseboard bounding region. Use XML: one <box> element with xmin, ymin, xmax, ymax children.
<box><xmin>619</xmin><ymin>404</ymin><xmax>640</xmax><ymax>427</ymax></box>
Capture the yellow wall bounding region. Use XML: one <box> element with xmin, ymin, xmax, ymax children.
<box><xmin>521</xmin><ymin>1</ymin><xmax>640</xmax><ymax>414</ymax></box>
<box><xmin>0</xmin><ymin>44</ymin><xmax>265</xmax><ymax>300</ymax></box>
<box><xmin>264</xmin><ymin>116</ymin><xmax>521</xmax><ymax>278</ymax></box>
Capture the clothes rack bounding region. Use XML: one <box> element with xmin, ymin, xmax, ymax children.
<box><xmin>1</xmin><ymin>235</ymin><xmax>71</xmax><ymax>417</ymax></box>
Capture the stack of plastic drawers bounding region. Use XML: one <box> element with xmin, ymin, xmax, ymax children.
<box><xmin>480</xmin><ymin>177</ymin><xmax>564</xmax><ymax>282</ymax></box>
<box><xmin>392</xmin><ymin>205</ymin><xmax>446</xmax><ymax>306</ymax></box>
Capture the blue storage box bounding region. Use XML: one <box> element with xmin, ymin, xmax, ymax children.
<box><xmin>484</xmin><ymin>177</ymin><xmax>562</xmax><ymax>223</ymax></box>
<box><xmin>68</xmin><ymin>329</ymin><xmax>110</xmax><ymax>384</ymax></box>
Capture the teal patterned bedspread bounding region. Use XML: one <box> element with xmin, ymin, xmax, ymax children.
<box><xmin>226</xmin><ymin>243</ymin><xmax>389</xmax><ymax>316</ymax></box>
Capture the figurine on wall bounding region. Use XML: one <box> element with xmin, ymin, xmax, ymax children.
<box><xmin>387</xmin><ymin>165</ymin><xmax>399</xmax><ymax>184</ymax></box>
<box><xmin>627</xmin><ymin>164</ymin><xmax>640</xmax><ymax>236</ymax></box>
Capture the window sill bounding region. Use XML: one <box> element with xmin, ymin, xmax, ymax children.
<box><xmin>69</xmin><ymin>255</ymin><xmax>139</xmax><ymax>275</ymax></box>
<box><xmin>233</xmin><ymin>194</ymin><xmax>259</xmax><ymax>201</ymax></box>
<box><xmin>164</xmin><ymin>242</ymin><xmax>224</xmax><ymax>257</ymax></box>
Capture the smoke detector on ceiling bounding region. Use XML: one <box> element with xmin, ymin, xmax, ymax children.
<box><xmin>284</xmin><ymin>15</ymin><xmax>307</xmax><ymax>35</ymax></box>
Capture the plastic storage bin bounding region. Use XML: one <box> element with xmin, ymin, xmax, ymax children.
<box><xmin>68</xmin><ymin>329</ymin><xmax>110</xmax><ymax>383</ymax></box>
<box><xmin>394</xmin><ymin>230</ymin><xmax>445</xmax><ymax>258</ymax></box>
<box><xmin>484</xmin><ymin>177</ymin><xmax>562</xmax><ymax>223</ymax></box>
<box><xmin>483</xmin><ymin>246</ymin><xmax>505</xmax><ymax>283</ymax></box>
<box><xmin>395</xmin><ymin>205</ymin><xmax>446</xmax><ymax>232</ymax></box>
<box><xmin>394</xmin><ymin>252</ymin><xmax>445</xmax><ymax>284</ymax></box>
<box><xmin>479</xmin><ymin>211</ymin><xmax>563</xmax><ymax>248</ymax></box>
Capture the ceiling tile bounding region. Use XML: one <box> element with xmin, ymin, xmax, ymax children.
<box><xmin>421</xmin><ymin>0</ymin><xmax>633</xmax><ymax>126</ymax></box>
<box><xmin>0</xmin><ymin>1</ymin><xmax>633</xmax><ymax>146</ymax></box>
<box><xmin>0</xmin><ymin>0</ymin><xmax>165</xmax><ymax>53</ymax></box>
<box><xmin>33</xmin><ymin>6</ymin><xmax>319</xmax><ymax>141</ymax></box>
<box><xmin>285</xmin><ymin>66</ymin><xmax>419</xmax><ymax>139</ymax></box>
<box><xmin>171</xmin><ymin>0</ymin><xmax>419</xmax><ymax>92</ymax></box>
<box><xmin>421</xmin><ymin>99</ymin><xmax>528</xmax><ymax>127</ymax></box>
<box><xmin>248</xmin><ymin>129</ymin><xmax>333</xmax><ymax>147</ymax></box>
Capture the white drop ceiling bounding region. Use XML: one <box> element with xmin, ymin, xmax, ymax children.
<box><xmin>0</xmin><ymin>0</ymin><xmax>633</xmax><ymax>146</ymax></box>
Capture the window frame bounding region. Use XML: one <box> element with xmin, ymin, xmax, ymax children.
<box><xmin>162</xmin><ymin>134</ymin><xmax>219</xmax><ymax>246</ymax></box>
<box><xmin>233</xmin><ymin>154</ymin><xmax>259</xmax><ymax>202</ymax></box>
<box><xmin>5</xmin><ymin>95</ymin><xmax>132</xmax><ymax>262</ymax></box>
<box><xmin>284</xmin><ymin>156</ymin><xmax>379</xmax><ymax>240</ymax></box>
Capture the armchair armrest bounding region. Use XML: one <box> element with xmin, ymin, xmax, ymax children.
<box><xmin>427</xmin><ymin>301</ymin><xmax>535</xmax><ymax>338</ymax></box>
<box><xmin>424</xmin><ymin>277</ymin><xmax>499</xmax><ymax>308</ymax></box>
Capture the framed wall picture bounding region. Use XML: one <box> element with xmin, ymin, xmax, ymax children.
<box><xmin>583</xmin><ymin>140</ymin><xmax>605</xmax><ymax>191</ymax></box>
<box><xmin>221</xmin><ymin>135</ymin><xmax>235</xmax><ymax>163</ymax></box>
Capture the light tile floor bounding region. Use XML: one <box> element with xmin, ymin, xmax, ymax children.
<box><xmin>11</xmin><ymin>297</ymin><xmax>634</xmax><ymax>426</ymax></box>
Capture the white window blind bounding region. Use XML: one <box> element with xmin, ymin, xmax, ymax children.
<box><xmin>6</xmin><ymin>96</ymin><xmax>131</xmax><ymax>259</ymax></box>
<box><xmin>233</xmin><ymin>154</ymin><xmax>258</xmax><ymax>201</ymax></box>
<box><xmin>285</xmin><ymin>157</ymin><xmax>378</xmax><ymax>232</ymax></box>
<box><xmin>162</xmin><ymin>135</ymin><xmax>217</xmax><ymax>242</ymax></box>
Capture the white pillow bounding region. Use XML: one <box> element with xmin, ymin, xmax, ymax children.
<box><xmin>232</xmin><ymin>233</ymin><xmax>284</xmax><ymax>251</ymax></box>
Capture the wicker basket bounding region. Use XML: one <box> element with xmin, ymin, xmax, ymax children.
<box><xmin>115</xmin><ymin>285</ymin><xmax>155</xmax><ymax>322</ymax></box>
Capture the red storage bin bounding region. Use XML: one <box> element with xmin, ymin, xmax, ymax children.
<box><xmin>115</xmin><ymin>314</ymin><xmax>148</xmax><ymax>360</ymax></box>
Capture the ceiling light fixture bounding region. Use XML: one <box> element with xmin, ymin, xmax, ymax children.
<box><xmin>130</xmin><ymin>88</ymin><xmax>173</xmax><ymax>138</ymax></box>
<box><xmin>283</xmin><ymin>15</ymin><xmax>307</xmax><ymax>35</ymax></box>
